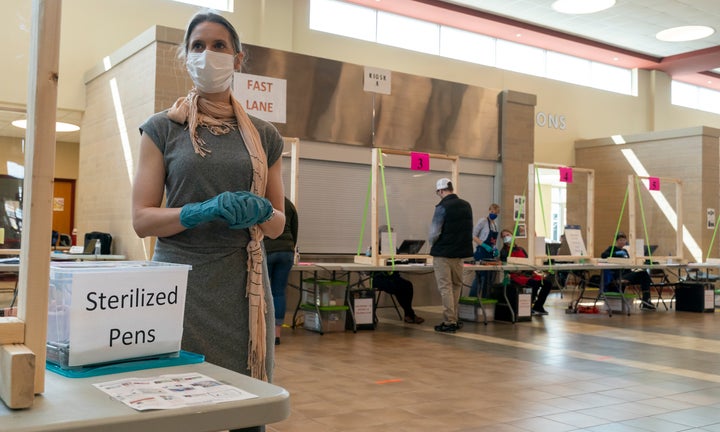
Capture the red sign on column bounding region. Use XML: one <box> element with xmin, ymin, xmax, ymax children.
<box><xmin>648</xmin><ymin>177</ymin><xmax>660</xmax><ymax>191</ymax></box>
<box><xmin>559</xmin><ymin>167</ymin><xmax>573</xmax><ymax>183</ymax></box>
<box><xmin>410</xmin><ymin>152</ymin><xmax>429</xmax><ymax>171</ymax></box>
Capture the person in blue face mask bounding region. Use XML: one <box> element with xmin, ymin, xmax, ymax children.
<box><xmin>469</xmin><ymin>203</ymin><xmax>500</xmax><ymax>297</ymax></box>
<box><xmin>473</xmin><ymin>203</ymin><xmax>500</xmax><ymax>247</ymax></box>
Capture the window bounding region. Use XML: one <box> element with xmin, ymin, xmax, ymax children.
<box><xmin>171</xmin><ymin>0</ymin><xmax>233</xmax><ymax>12</ymax></box>
<box><xmin>377</xmin><ymin>12</ymin><xmax>439</xmax><ymax>55</ymax></box>
<box><xmin>550</xmin><ymin>186</ymin><xmax>567</xmax><ymax>242</ymax></box>
<box><xmin>672</xmin><ymin>80</ymin><xmax>720</xmax><ymax>115</ymax></box>
<box><xmin>495</xmin><ymin>40</ymin><xmax>545</xmax><ymax>77</ymax></box>
<box><xmin>440</xmin><ymin>26</ymin><xmax>495</xmax><ymax>66</ymax></box>
<box><xmin>546</xmin><ymin>52</ymin><xmax>590</xmax><ymax>86</ymax></box>
<box><xmin>309</xmin><ymin>0</ymin><xmax>376</xmax><ymax>42</ymax></box>
<box><xmin>590</xmin><ymin>62</ymin><xmax>633</xmax><ymax>95</ymax></box>
<box><xmin>308</xmin><ymin>0</ymin><xmax>635</xmax><ymax>96</ymax></box>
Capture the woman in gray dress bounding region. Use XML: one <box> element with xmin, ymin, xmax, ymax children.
<box><xmin>132</xmin><ymin>10</ymin><xmax>285</xmax><ymax>431</ymax></box>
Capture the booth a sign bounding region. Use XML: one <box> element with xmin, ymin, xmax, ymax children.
<box><xmin>363</xmin><ymin>66</ymin><xmax>391</xmax><ymax>95</ymax></box>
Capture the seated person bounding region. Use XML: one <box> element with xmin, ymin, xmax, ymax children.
<box><xmin>600</xmin><ymin>232</ymin><xmax>655</xmax><ymax>310</ymax></box>
<box><xmin>499</xmin><ymin>229</ymin><xmax>552</xmax><ymax>315</ymax></box>
<box><xmin>372</xmin><ymin>271</ymin><xmax>424</xmax><ymax>324</ymax></box>
<box><xmin>470</xmin><ymin>231</ymin><xmax>499</xmax><ymax>298</ymax></box>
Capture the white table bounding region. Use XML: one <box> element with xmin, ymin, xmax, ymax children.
<box><xmin>0</xmin><ymin>362</ymin><xmax>290</xmax><ymax>432</ymax></box>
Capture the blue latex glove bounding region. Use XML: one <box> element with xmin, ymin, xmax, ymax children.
<box><xmin>220</xmin><ymin>191</ymin><xmax>274</xmax><ymax>229</ymax></box>
<box><xmin>179</xmin><ymin>191</ymin><xmax>273</xmax><ymax>229</ymax></box>
<box><xmin>179</xmin><ymin>192</ymin><xmax>235</xmax><ymax>229</ymax></box>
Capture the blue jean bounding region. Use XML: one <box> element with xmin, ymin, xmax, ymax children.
<box><xmin>469</xmin><ymin>271</ymin><xmax>492</xmax><ymax>298</ymax></box>
<box><xmin>266</xmin><ymin>251</ymin><xmax>294</xmax><ymax>324</ymax></box>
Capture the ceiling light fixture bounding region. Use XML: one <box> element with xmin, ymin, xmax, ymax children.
<box><xmin>656</xmin><ymin>25</ymin><xmax>715</xmax><ymax>42</ymax></box>
<box><xmin>11</xmin><ymin>119</ymin><xmax>80</xmax><ymax>132</ymax></box>
<box><xmin>551</xmin><ymin>0</ymin><xmax>615</xmax><ymax>14</ymax></box>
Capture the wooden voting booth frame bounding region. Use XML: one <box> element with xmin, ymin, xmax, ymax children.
<box><xmin>0</xmin><ymin>0</ymin><xmax>60</xmax><ymax>409</ymax></box>
<box><xmin>509</xmin><ymin>163</ymin><xmax>595</xmax><ymax>266</ymax></box>
<box><xmin>284</xmin><ymin>137</ymin><xmax>300</xmax><ymax>206</ymax></box>
<box><xmin>354</xmin><ymin>148</ymin><xmax>458</xmax><ymax>267</ymax></box>
<box><xmin>625</xmin><ymin>175</ymin><xmax>684</xmax><ymax>265</ymax></box>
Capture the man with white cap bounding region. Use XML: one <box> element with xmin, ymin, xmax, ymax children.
<box><xmin>429</xmin><ymin>178</ymin><xmax>474</xmax><ymax>333</ymax></box>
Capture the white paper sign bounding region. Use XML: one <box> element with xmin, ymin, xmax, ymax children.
<box><xmin>708</xmin><ymin>208</ymin><xmax>716</xmax><ymax>229</ymax></box>
<box><xmin>353</xmin><ymin>298</ymin><xmax>374</xmax><ymax>325</ymax></box>
<box><xmin>564</xmin><ymin>228</ymin><xmax>588</xmax><ymax>257</ymax></box>
<box><xmin>517</xmin><ymin>293</ymin><xmax>532</xmax><ymax>317</ymax></box>
<box><xmin>64</xmin><ymin>265</ymin><xmax>189</xmax><ymax>366</ymax></box>
<box><xmin>635</xmin><ymin>239</ymin><xmax>644</xmax><ymax>257</ymax></box>
<box><xmin>535</xmin><ymin>236</ymin><xmax>546</xmax><ymax>255</ymax></box>
<box><xmin>381</xmin><ymin>231</ymin><xmax>395</xmax><ymax>255</ymax></box>
<box><xmin>363</xmin><ymin>66</ymin><xmax>391</xmax><ymax>95</ymax></box>
<box><xmin>705</xmin><ymin>289</ymin><xmax>714</xmax><ymax>309</ymax></box>
<box><xmin>233</xmin><ymin>72</ymin><xmax>287</xmax><ymax>123</ymax></box>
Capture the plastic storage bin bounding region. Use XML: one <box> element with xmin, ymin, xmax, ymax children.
<box><xmin>458</xmin><ymin>297</ymin><xmax>497</xmax><ymax>322</ymax></box>
<box><xmin>604</xmin><ymin>292</ymin><xmax>637</xmax><ymax>313</ymax></box>
<box><xmin>302</xmin><ymin>279</ymin><xmax>347</xmax><ymax>307</ymax></box>
<box><xmin>47</xmin><ymin>261</ymin><xmax>190</xmax><ymax>369</ymax></box>
<box><xmin>301</xmin><ymin>304</ymin><xmax>348</xmax><ymax>333</ymax></box>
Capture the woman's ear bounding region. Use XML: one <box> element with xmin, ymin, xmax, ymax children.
<box><xmin>234</xmin><ymin>52</ymin><xmax>245</xmax><ymax>71</ymax></box>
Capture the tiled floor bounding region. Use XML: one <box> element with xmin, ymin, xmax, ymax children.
<box><xmin>269</xmin><ymin>292</ymin><xmax>720</xmax><ymax>431</ymax></box>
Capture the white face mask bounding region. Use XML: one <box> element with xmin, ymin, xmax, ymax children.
<box><xmin>186</xmin><ymin>50</ymin><xmax>235</xmax><ymax>93</ymax></box>
<box><xmin>503</xmin><ymin>235</ymin><xmax>512</xmax><ymax>244</ymax></box>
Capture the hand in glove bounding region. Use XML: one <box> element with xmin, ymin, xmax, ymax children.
<box><xmin>219</xmin><ymin>191</ymin><xmax>274</xmax><ymax>229</ymax></box>
<box><xmin>180</xmin><ymin>191</ymin><xmax>273</xmax><ymax>229</ymax></box>
<box><xmin>179</xmin><ymin>192</ymin><xmax>235</xmax><ymax>229</ymax></box>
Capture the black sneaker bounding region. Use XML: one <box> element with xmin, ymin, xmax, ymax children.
<box><xmin>532</xmin><ymin>307</ymin><xmax>549</xmax><ymax>316</ymax></box>
<box><xmin>434</xmin><ymin>322</ymin><xmax>457</xmax><ymax>333</ymax></box>
<box><xmin>640</xmin><ymin>301</ymin><xmax>656</xmax><ymax>311</ymax></box>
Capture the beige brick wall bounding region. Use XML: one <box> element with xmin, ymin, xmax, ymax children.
<box><xmin>499</xmin><ymin>90</ymin><xmax>536</xmax><ymax>251</ymax></box>
<box><xmin>78</xmin><ymin>24</ymin><xmax>193</xmax><ymax>260</ymax></box>
<box><xmin>78</xmin><ymin>42</ymin><xmax>157</xmax><ymax>259</ymax></box>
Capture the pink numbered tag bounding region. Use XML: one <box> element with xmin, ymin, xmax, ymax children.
<box><xmin>648</xmin><ymin>177</ymin><xmax>660</xmax><ymax>191</ymax></box>
<box><xmin>559</xmin><ymin>167</ymin><xmax>573</xmax><ymax>183</ymax></box>
<box><xmin>410</xmin><ymin>152</ymin><xmax>429</xmax><ymax>171</ymax></box>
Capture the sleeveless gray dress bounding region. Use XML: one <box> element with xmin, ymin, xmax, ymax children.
<box><xmin>140</xmin><ymin>111</ymin><xmax>282</xmax><ymax>380</ymax></box>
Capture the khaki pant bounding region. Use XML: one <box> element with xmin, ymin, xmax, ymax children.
<box><xmin>433</xmin><ymin>257</ymin><xmax>464</xmax><ymax>324</ymax></box>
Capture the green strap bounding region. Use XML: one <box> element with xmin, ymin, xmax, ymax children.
<box><xmin>635</xmin><ymin>177</ymin><xmax>653</xmax><ymax>265</ymax></box>
<box><xmin>356</xmin><ymin>167</ymin><xmax>372</xmax><ymax>256</ymax></box>
<box><xmin>355</xmin><ymin>149</ymin><xmax>396</xmax><ymax>271</ymax></box>
<box><xmin>378</xmin><ymin>150</ymin><xmax>395</xmax><ymax>271</ymax></box>
<box><xmin>609</xmin><ymin>184</ymin><xmax>630</xmax><ymax>257</ymax></box>
<box><xmin>534</xmin><ymin>167</ymin><xmax>552</xmax><ymax>273</ymax></box>
<box><xmin>708</xmin><ymin>210</ymin><xmax>720</xmax><ymax>261</ymax></box>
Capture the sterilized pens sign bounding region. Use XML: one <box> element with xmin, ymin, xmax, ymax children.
<box><xmin>61</xmin><ymin>265</ymin><xmax>189</xmax><ymax>366</ymax></box>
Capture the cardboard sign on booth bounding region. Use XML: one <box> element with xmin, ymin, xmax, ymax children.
<box><xmin>47</xmin><ymin>262</ymin><xmax>190</xmax><ymax>367</ymax></box>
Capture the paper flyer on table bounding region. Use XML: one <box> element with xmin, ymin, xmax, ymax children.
<box><xmin>93</xmin><ymin>372</ymin><xmax>258</xmax><ymax>411</ymax></box>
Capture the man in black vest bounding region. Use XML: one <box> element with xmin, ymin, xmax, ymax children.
<box><xmin>429</xmin><ymin>178</ymin><xmax>474</xmax><ymax>333</ymax></box>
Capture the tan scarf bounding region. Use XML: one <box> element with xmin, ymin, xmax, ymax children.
<box><xmin>168</xmin><ymin>88</ymin><xmax>270</xmax><ymax>381</ymax></box>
